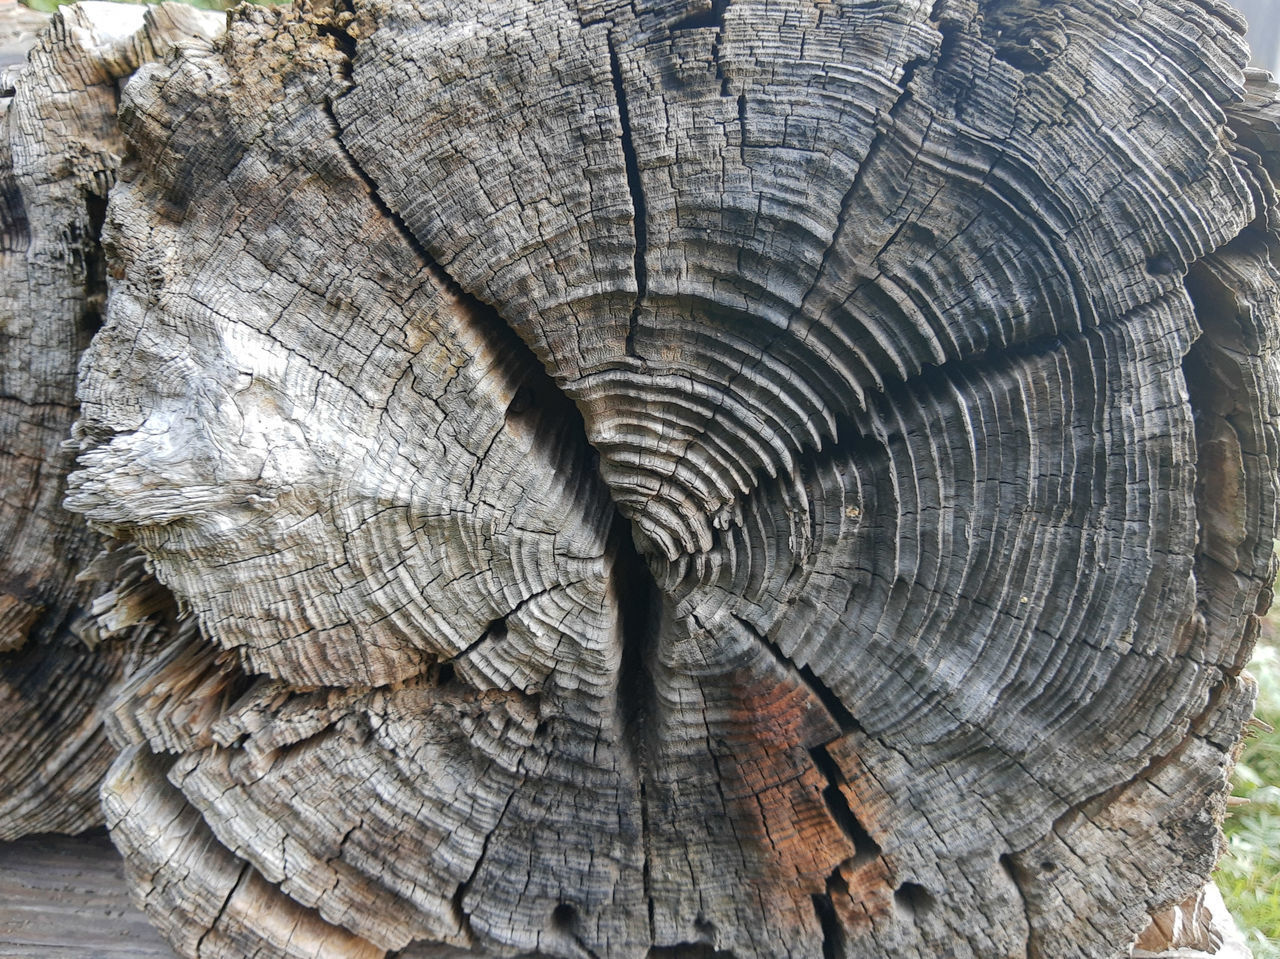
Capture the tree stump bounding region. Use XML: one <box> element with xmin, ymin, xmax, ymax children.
<box><xmin>3</xmin><ymin>0</ymin><xmax>1280</xmax><ymax>957</ymax></box>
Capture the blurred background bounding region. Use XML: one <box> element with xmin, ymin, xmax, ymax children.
<box><xmin>1238</xmin><ymin>0</ymin><xmax>1279</xmax><ymax>73</ymax></box>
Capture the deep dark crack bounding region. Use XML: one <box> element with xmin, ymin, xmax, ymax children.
<box><xmin>811</xmin><ymin>882</ymin><xmax>845</xmax><ymax>959</ymax></box>
<box><xmin>669</xmin><ymin>0</ymin><xmax>728</xmax><ymax>33</ymax></box>
<box><xmin>322</xmin><ymin>27</ymin><xmax>668</xmax><ymax>949</ymax></box>
<box><xmin>606</xmin><ymin>35</ymin><xmax>649</xmax><ymax>360</ymax></box>
<box><xmin>611</xmin><ymin>506</ymin><xmax>663</xmax><ymax>942</ymax></box>
<box><xmin>78</xmin><ymin>189</ymin><xmax>108</xmax><ymax>340</ymax></box>
<box><xmin>810</xmin><ymin>745</ymin><xmax>882</xmax><ymax>866</ymax></box>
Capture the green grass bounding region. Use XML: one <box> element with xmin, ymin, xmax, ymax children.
<box><xmin>1221</xmin><ymin>636</ymin><xmax>1280</xmax><ymax>957</ymax></box>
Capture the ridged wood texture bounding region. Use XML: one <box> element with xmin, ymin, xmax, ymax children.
<box><xmin>0</xmin><ymin>0</ymin><xmax>221</xmax><ymax>838</ymax></box>
<box><xmin>2</xmin><ymin>0</ymin><xmax>1279</xmax><ymax>957</ymax></box>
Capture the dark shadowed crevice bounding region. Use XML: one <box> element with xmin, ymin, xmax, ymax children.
<box><xmin>317</xmin><ymin>23</ymin><xmax>356</xmax><ymax>74</ymax></box>
<box><xmin>319</xmin><ymin>20</ymin><xmax>518</xmax><ymax>351</ymax></box>
<box><xmin>999</xmin><ymin>853</ymin><xmax>1042</xmax><ymax>959</ymax></box>
<box><xmin>735</xmin><ymin>92</ymin><xmax>747</xmax><ymax>162</ymax></box>
<box><xmin>721</xmin><ymin>613</ymin><xmax>883</xmax><ymax>870</ymax></box>
<box><xmin>323</xmin><ymin>30</ymin><xmax>670</xmax><ymax>949</ymax></box>
<box><xmin>611</xmin><ymin>509</ymin><xmax>663</xmax><ymax>941</ymax></box>
<box><xmin>321</xmin><ymin>94</ymin><xmax>451</xmax><ymax>296</ymax></box>
<box><xmin>893</xmin><ymin>881</ymin><xmax>937</xmax><ymax>917</ymax></box>
<box><xmin>605</xmin><ymin>35</ymin><xmax>649</xmax><ymax>360</ymax></box>
<box><xmin>551</xmin><ymin>902</ymin><xmax>603</xmax><ymax>959</ymax></box>
<box><xmin>810</xmin><ymin>744</ymin><xmax>882</xmax><ymax>866</ymax></box>
<box><xmin>0</xmin><ymin>171</ymin><xmax>29</xmax><ymax>255</ymax></box>
<box><xmin>797</xmin><ymin>662</ymin><xmax>859</xmax><ymax>735</ymax></box>
<box><xmin>79</xmin><ymin>189</ymin><xmax>108</xmax><ymax>339</ymax></box>
<box><xmin>315</xmin><ymin>0</ymin><xmax>357</xmax><ymax>64</ymax></box>
<box><xmin>680</xmin><ymin>0</ymin><xmax>733</xmax><ymax>98</ymax></box>
<box><xmin>725</xmin><ymin>611</ymin><xmax>867</xmax><ymax>737</ymax></box>
<box><xmin>647</xmin><ymin>944</ymin><xmax>738</xmax><ymax>958</ymax></box>
<box><xmin>811</xmin><ymin>883</ymin><xmax>845</xmax><ymax>959</ymax></box>
<box><xmin>976</xmin><ymin>0</ymin><xmax>1066</xmax><ymax>73</ymax></box>
<box><xmin>934</xmin><ymin>9</ymin><xmax>962</xmax><ymax>71</ymax></box>
<box><xmin>1182</xmin><ymin>233</ymin><xmax>1278</xmax><ymax>651</ymax></box>
<box><xmin>322</xmin><ymin>73</ymin><xmax>608</xmax><ymax>502</ymax></box>
<box><xmin>433</xmin><ymin>659</ymin><xmax>456</xmax><ymax>688</ymax></box>
<box><xmin>614</xmin><ymin>518</ymin><xmax>661</xmax><ymax>738</ymax></box>
<box><xmin>668</xmin><ymin>0</ymin><xmax>728</xmax><ymax>33</ymax></box>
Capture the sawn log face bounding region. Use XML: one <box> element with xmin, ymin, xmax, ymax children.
<box><xmin>1</xmin><ymin>0</ymin><xmax>1276</xmax><ymax>956</ymax></box>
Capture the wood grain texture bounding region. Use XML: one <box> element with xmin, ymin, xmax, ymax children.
<box><xmin>0</xmin><ymin>0</ymin><xmax>222</xmax><ymax>839</ymax></box>
<box><xmin>0</xmin><ymin>828</ymin><xmax>178</xmax><ymax>958</ymax></box>
<box><xmin>0</xmin><ymin>0</ymin><xmax>1274</xmax><ymax>956</ymax></box>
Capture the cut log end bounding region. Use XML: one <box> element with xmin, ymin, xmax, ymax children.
<box><xmin>1</xmin><ymin>0</ymin><xmax>1278</xmax><ymax>957</ymax></box>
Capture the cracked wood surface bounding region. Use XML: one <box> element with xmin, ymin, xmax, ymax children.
<box><xmin>0</xmin><ymin>0</ymin><xmax>222</xmax><ymax>838</ymax></box>
<box><xmin>1</xmin><ymin>0</ymin><xmax>1279</xmax><ymax>957</ymax></box>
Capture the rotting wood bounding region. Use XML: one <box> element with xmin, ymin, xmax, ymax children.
<box><xmin>1</xmin><ymin>0</ymin><xmax>1279</xmax><ymax>957</ymax></box>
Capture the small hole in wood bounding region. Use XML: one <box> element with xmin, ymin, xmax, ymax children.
<box><xmin>893</xmin><ymin>881</ymin><xmax>936</xmax><ymax>917</ymax></box>
<box><xmin>551</xmin><ymin>902</ymin><xmax>577</xmax><ymax>930</ymax></box>
<box><xmin>435</xmin><ymin>662</ymin><xmax>456</xmax><ymax>687</ymax></box>
<box><xmin>1040</xmin><ymin>860</ymin><xmax>1057</xmax><ymax>873</ymax></box>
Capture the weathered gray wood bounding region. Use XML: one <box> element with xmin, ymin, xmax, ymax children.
<box><xmin>0</xmin><ymin>829</ymin><xmax>178</xmax><ymax>958</ymax></box>
<box><xmin>0</xmin><ymin>0</ymin><xmax>222</xmax><ymax>839</ymax></box>
<box><xmin>2</xmin><ymin>0</ymin><xmax>1279</xmax><ymax>957</ymax></box>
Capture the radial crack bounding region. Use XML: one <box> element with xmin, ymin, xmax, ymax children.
<box><xmin>193</xmin><ymin>861</ymin><xmax>249</xmax><ymax>957</ymax></box>
<box><xmin>323</xmin><ymin>29</ymin><xmax>668</xmax><ymax>950</ymax></box>
<box><xmin>811</xmin><ymin>883</ymin><xmax>845</xmax><ymax>959</ymax></box>
<box><xmin>719</xmin><ymin>614</ymin><xmax>883</xmax><ymax>865</ymax></box>
<box><xmin>606</xmin><ymin>34</ymin><xmax>648</xmax><ymax>360</ymax></box>
<box><xmin>611</xmin><ymin>509</ymin><xmax>662</xmax><ymax>942</ymax></box>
